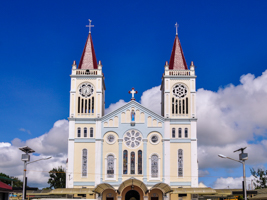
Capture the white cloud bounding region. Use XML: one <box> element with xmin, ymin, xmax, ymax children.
<box><xmin>140</xmin><ymin>85</ymin><xmax>161</xmax><ymax>115</ymax></box>
<box><xmin>0</xmin><ymin>120</ymin><xmax>68</xmax><ymax>188</ymax></box>
<box><xmin>213</xmin><ymin>175</ymin><xmax>254</xmax><ymax>189</ymax></box>
<box><xmin>12</xmin><ymin>119</ymin><xmax>69</xmax><ymax>155</ymax></box>
<box><xmin>19</xmin><ymin>128</ymin><xmax>31</xmax><ymax>135</ymax></box>
<box><xmin>105</xmin><ymin>99</ymin><xmax>127</xmax><ymax>114</ymax></box>
<box><xmin>199</xmin><ymin>170</ymin><xmax>210</xmax><ymax>177</ymax></box>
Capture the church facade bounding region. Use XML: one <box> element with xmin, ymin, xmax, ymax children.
<box><xmin>66</xmin><ymin>26</ymin><xmax>198</xmax><ymax>200</ymax></box>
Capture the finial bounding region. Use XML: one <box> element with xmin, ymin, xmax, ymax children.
<box><xmin>98</xmin><ymin>60</ymin><xmax>102</xmax><ymax>70</ymax></box>
<box><xmin>165</xmin><ymin>61</ymin><xmax>169</xmax><ymax>70</ymax></box>
<box><xmin>86</xmin><ymin>19</ymin><xmax>94</xmax><ymax>33</ymax></box>
<box><xmin>190</xmin><ymin>61</ymin><xmax>195</xmax><ymax>71</ymax></box>
<box><xmin>175</xmin><ymin>22</ymin><xmax>179</xmax><ymax>36</ymax></box>
<box><xmin>72</xmin><ymin>60</ymin><xmax>77</xmax><ymax>69</ymax></box>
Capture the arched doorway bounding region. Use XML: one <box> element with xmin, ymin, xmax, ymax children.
<box><xmin>125</xmin><ymin>190</ymin><xmax>140</xmax><ymax>200</ymax></box>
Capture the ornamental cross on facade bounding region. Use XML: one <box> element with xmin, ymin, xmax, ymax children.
<box><xmin>86</xmin><ymin>19</ymin><xmax>94</xmax><ymax>33</ymax></box>
<box><xmin>128</xmin><ymin>88</ymin><xmax>138</xmax><ymax>100</ymax></box>
<box><xmin>175</xmin><ymin>22</ymin><xmax>179</xmax><ymax>35</ymax></box>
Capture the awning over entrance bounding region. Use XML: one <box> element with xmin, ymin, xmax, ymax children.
<box><xmin>118</xmin><ymin>178</ymin><xmax>148</xmax><ymax>194</ymax></box>
<box><xmin>151</xmin><ymin>183</ymin><xmax>172</xmax><ymax>194</ymax></box>
<box><xmin>172</xmin><ymin>188</ymin><xmax>217</xmax><ymax>195</ymax></box>
<box><xmin>93</xmin><ymin>183</ymin><xmax>116</xmax><ymax>194</ymax></box>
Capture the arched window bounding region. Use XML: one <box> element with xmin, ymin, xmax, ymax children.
<box><xmin>178</xmin><ymin>149</ymin><xmax>183</xmax><ymax>177</ymax></box>
<box><xmin>77</xmin><ymin>128</ymin><xmax>81</xmax><ymax>137</ymax></box>
<box><xmin>172</xmin><ymin>128</ymin><xmax>175</xmax><ymax>138</ymax></box>
<box><xmin>90</xmin><ymin>128</ymin><xmax>93</xmax><ymax>137</ymax></box>
<box><xmin>131</xmin><ymin>152</ymin><xmax>135</xmax><ymax>174</ymax></box>
<box><xmin>185</xmin><ymin>128</ymin><xmax>188</xmax><ymax>138</ymax></box>
<box><xmin>107</xmin><ymin>155</ymin><xmax>114</xmax><ymax>178</ymax></box>
<box><xmin>84</xmin><ymin>128</ymin><xmax>87</xmax><ymax>137</ymax></box>
<box><xmin>123</xmin><ymin>150</ymin><xmax>128</xmax><ymax>174</ymax></box>
<box><xmin>151</xmin><ymin>154</ymin><xmax>158</xmax><ymax>178</ymax></box>
<box><xmin>178</xmin><ymin>128</ymin><xmax>182</xmax><ymax>138</ymax></box>
<box><xmin>82</xmin><ymin>149</ymin><xmax>87</xmax><ymax>177</ymax></box>
<box><xmin>138</xmin><ymin>150</ymin><xmax>142</xmax><ymax>174</ymax></box>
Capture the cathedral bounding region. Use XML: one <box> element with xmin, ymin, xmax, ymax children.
<box><xmin>66</xmin><ymin>22</ymin><xmax>198</xmax><ymax>200</ymax></box>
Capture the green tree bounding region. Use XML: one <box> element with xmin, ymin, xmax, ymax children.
<box><xmin>47</xmin><ymin>166</ymin><xmax>66</xmax><ymax>189</ymax></box>
<box><xmin>250</xmin><ymin>168</ymin><xmax>267</xmax><ymax>189</ymax></box>
<box><xmin>0</xmin><ymin>172</ymin><xmax>23</xmax><ymax>187</ymax></box>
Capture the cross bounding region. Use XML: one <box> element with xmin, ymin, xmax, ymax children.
<box><xmin>86</xmin><ymin>19</ymin><xmax>94</xmax><ymax>33</ymax></box>
<box><xmin>175</xmin><ymin>22</ymin><xmax>179</xmax><ymax>35</ymax></box>
<box><xmin>128</xmin><ymin>88</ymin><xmax>138</xmax><ymax>100</ymax></box>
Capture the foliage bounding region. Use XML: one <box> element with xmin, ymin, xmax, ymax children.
<box><xmin>250</xmin><ymin>168</ymin><xmax>267</xmax><ymax>189</ymax></box>
<box><xmin>0</xmin><ymin>172</ymin><xmax>23</xmax><ymax>187</ymax></box>
<box><xmin>238</xmin><ymin>195</ymin><xmax>243</xmax><ymax>200</ymax></box>
<box><xmin>47</xmin><ymin>166</ymin><xmax>66</xmax><ymax>189</ymax></box>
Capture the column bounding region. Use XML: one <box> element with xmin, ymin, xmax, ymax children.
<box><xmin>118</xmin><ymin>139</ymin><xmax>123</xmax><ymax>182</ymax></box>
<box><xmin>143</xmin><ymin>139</ymin><xmax>148</xmax><ymax>183</ymax></box>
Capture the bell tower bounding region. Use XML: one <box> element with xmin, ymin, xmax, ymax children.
<box><xmin>161</xmin><ymin>28</ymin><xmax>198</xmax><ymax>187</ymax></box>
<box><xmin>67</xmin><ymin>27</ymin><xmax>105</xmax><ymax>187</ymax></box>
<box><xmin>161</xmin><ymin>35</ymin><xmax>196</xmax><ymax>119</ymax></box>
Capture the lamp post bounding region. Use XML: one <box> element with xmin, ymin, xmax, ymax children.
<box><xmin>218</xmin><ymin>147</ymin><xmax>248</xmax><ymax>200</ymax></box>
<box><xmin>19</xmin><ymin>146</ymin><xmax>52</xmax><ymax>200</ymax></box>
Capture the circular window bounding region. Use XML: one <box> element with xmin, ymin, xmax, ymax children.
<box><xmin>79</xmin><ymin>83</ymin><xmax>94</xmax><ymax>98</ymax></box>
<box><xmin>124</xmin><ymin>130</ymin><xmax>142</xmax><ymax>148</ymax></box>
<box><xmin>173</xmin><ymin>84</ymin><xmax>187</xmax><ymax>98</ymax></box>
<box><xmin>150</xmin><ymin>134</ymin><xmax>160</xmax><ymax>145</ymax></box>
<box><xmin>106</xmin><ymin>134</ymin><xmax>115</xmax><ymax>144</ymax></box>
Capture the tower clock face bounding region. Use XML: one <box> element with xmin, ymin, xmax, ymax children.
<box><xmin>79</xmin><ymin>83</ymin><xmax>94</xmax><ymax>98</ymax></box>
<box><xmin>173</xmin><ymin>84</ymin><xmax>188</xmax><ymax>98</ymax></box>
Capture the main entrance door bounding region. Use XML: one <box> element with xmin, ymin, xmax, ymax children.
<box><xmin>125</xmin><ymin>190</ymin><xmax>140</xmax><ymax>200</ymax></box>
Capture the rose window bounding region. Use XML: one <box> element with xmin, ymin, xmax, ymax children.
<box><xmin>173</xmin><ymin>84</ymin><xmax>187</xmax><ymax>98</ymax></box>
<box><xmin>151</xmin><ymin>135</ymin><xmax>159</xmax><ymax>144</ymax></box>
<box><xmin>79</xmin><ymin>83</ymin><xmax>94</xmax><ymax>98</ymax></box>
<box><xmin>106</xmin><ymin>134</ymin><xmax>115</xmax><ymax>144</ymax></box>
<box><xmin>124</xmin><ymin>130</ymin><xmax>142</xmax><ymax>148</ymax></box>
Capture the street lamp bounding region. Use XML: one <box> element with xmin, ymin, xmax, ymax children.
<box><xmin>19</xmin><ymin>146</ymin><xmax>52</xmax><ymax>200</ymax></box>
<box><xmin>218</xmin><ymin>147</ymin><xmax>248</xmax><ymax>200</ymax></box>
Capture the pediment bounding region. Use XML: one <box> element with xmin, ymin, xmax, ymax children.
<box><xmin>101</xmin><ymin>100</ymin><xmax>164</xmax><ymax>128</ymax></box>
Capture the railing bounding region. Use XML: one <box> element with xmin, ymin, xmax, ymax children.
<box><xmin>74</xmin><ymin>69</ymin><xmax>101</xmax><ymax>75</ymax></box>
<box><xmin>165</xmin><ymin>70</ymin><xmax>193</xmax><ymax>76</ymax></box>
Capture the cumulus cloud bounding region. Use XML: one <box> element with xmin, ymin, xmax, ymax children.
<box><xmin>0</xmin><ymin>120</ymin><xmax>68</xmax><ymax>188</ymax></box>
<box><xmin>213</xmin><ymin>175</ymin><xmax>255</xmax><ymax>189</ymax></box>
<box><xmin>140</xmin><ymin>86</ymin><xmax>161</xmax><ymax>115</ymax></box>
<box><xmin>12</xmin><ymin>120</ymin><xmax>69</xmax><ymax>155</ymax></box>
<box><xmin>105</xmin><ymin>99</ymin><xmax>127</xmax><ymax>114</ymax></box>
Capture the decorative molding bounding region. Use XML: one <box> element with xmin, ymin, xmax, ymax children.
<box><xmin>73</xmin><ymin>182</ymin><xmax>95</xmax><ymax>186</ymax></box>
<box><xmin>75</xmin><ymin>138</ymin><xmax>95</xmax><ymax>143</ymax></box>
<box><xmin>170</xmin><ymin>182</ymin><xmax>191</xmax><ymax>186</ymax></box>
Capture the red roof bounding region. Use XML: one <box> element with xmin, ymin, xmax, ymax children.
<box><xmin>0</xmin><ymin>181</ymin><xmax>12</xmax><ymax>191</ymax></box>
<box><xmin>169</xmin><ymin>35</ymin><xmax>188</xmax><ymax>70</ymax></box>
<box><xmin>78</xmin><ymin>33</ymin><xmax>98</xmax><ymax>69</ymax></box>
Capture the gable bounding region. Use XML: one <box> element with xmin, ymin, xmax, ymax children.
<box><xmin>101</xmin><ymin>101</ymin><xmax>164</xmax><ymax>137</ymax></box>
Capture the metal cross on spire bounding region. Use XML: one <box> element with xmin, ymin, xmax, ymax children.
<box><xmin>86</xmin><ymin>19</ymin><xmax>94</xmax><ymax>33</ymax></box>
<box><xmin>175</xmin><ymin>22</ymin><xmax>179</xmax><ymax>35</ymax></box>
<box><xmin>128</xmin><ymin>88</ymin><xmax>138</xmax><ymax>100</ymax></box>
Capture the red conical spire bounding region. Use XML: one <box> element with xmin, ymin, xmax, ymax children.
<box><xmin>169</xmin><ymin>35</ymin><xmax>188</xmax><ymax>70</ymax></box>
<box><xmin>78</xmin><ymin>33</ymin><xmax>98</xmax><ymax>69</ymax></box>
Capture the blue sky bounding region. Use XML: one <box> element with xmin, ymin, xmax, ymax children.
<box><xmin>1</xmin><ymin>0</ymin><xmax>267</xmax><ymax>188</ymax></box>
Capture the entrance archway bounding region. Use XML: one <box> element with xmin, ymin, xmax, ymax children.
<box><xmin>125</xmin><ymin>190</ymin><xmax>140</xmax><ymax>200</ymax></box>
